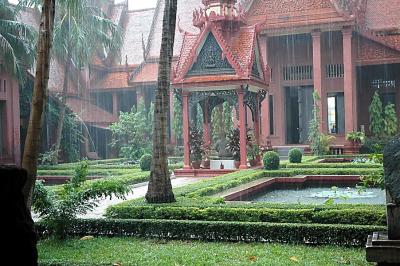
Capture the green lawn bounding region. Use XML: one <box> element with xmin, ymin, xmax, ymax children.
<box><xmin>38</xmin><ymin>237</ymin><xmax>371</xmax><ymax>266</ymax></box>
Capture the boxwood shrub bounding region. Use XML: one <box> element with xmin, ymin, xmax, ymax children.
<box><xmin>263</xmin><ymin>151</ymin><xmax>280</xmax><ymax>170</ymax></box>
<box><xmin>35</xmin><ymin>219</ymin><xmax>385</xmax><ymax>247</ymax></box>
<box><xmin>139</xmin><ymin>154</ymin><xmax>152</xmax><ymax>171</ymax></box>
<box><xmin>288</xmin><ymin>148</ymin><xmax>302</xmax><ymax>163</ymax></box>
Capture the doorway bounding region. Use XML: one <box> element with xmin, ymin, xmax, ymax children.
<box><xmin>285</xmin><ymin>86</ymin><xmax>313</xmax><ymax>144</ymax></box>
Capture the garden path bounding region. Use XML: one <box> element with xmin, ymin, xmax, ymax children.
<box><xmin>77</xmin><ymin>176</ymin><xmax>207</xmax><ymax>219</ymax></box>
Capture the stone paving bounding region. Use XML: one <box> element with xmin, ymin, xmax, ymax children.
<box><xmin>77</xmin><ymin>176</ymin><xmax>207</xmax><ymax>219</ymax></box>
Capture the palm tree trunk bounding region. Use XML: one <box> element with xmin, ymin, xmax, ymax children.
<box><xmin>145</xmin><ymin>0</ymin><xmax>177</xmax><ymax>203</ymax></box>
<box><xmin>22</xmin><ymin>0</ymin><xmax>56</xmax><ymax>208</ymax></box>
<box><xmin>53</xmin><ymin>56</ymin><xmax>71</xmax><ymax>164</ymax></box>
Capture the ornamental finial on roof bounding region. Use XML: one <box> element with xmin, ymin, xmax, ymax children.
<box><xmin>193</xmin><ymin>0</ymin><xmax>244</xmax><ymax>29</ymax></box>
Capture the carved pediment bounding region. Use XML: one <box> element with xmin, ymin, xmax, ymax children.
<box><xmin>187</xmin><ymin>32</ymin><xmax>235</xmax><ymax>76</ymax></box>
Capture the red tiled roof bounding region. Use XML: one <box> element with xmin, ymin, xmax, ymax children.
<box><xmin>365</xmin><ymin>0</ymin><xmax>400</xmax><ymax>31</ymax></box>
<box><xmin>66</xmin><ymin>97</ymin><xmax>118</xmax><ymax>124</ymax></box>
<box><xmin>229</xmin><ymin>27</ymin><xmax>257</xmax><ymax>73</ymax></box>
<box><xmin>129</xmin><ymin>62</ymin><xmax>159</xmax><ymax>83</ymax></box>
<box><xmin>92</xmin><ymin>71</ymin><xmax>129</xmax><ymax>90</ymax></box>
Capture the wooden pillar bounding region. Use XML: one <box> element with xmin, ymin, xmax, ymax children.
<box><xmin>112</xmin><ymin>92</ymin><xmax>118</xmax><ymax>116</ymax></box>
<box><xmin>343</xmin><ymin>28</ymin><xmax>356</xmax><ymax>133</ymax></box>
<box><xmin>238</xmin><ymin>87</ymin><xmax>247</xmax><ymax>169</ymax></box>
<box><xmin>312</xmin><ymin>30</ymin><xmax>324</xmax><ymax>131</ymax></box>
<box><xmin>182</xmin><ymin>91</ymin><xmax>190</xmax><ymax>169</ymax></box>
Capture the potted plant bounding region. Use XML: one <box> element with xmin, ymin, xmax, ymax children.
<box><xmin>346</xmin><ymin>131</ymin><xmax>365</xmax><ymax>154</ymax></box>
<box><xmin>346</xmin><ymin>131</ymin><xmax>365</xmax><ymax>144</ymax></box>
<box><xmin>227</xmin><ymin>129</ymin><xmax>241</xmax><ymax>168</ymax></box>
<box><xmin>189</xmin><ymin>129</ymin><xmax>204</xmax><ymax>169</ymax></box>
<box><xmin>247</xmin><ymin>134</ymin><xmax>260</xmax><ymax>167</ymax></box>
<box><xmin>202</xmin><ymin>144</ymin><xmax>211</xmax><ymax>169</ymax></box>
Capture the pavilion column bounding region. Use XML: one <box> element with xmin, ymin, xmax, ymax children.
<box><xmin>343</xmin><ymin>28</ymin><xmax>357</xmax><ymax>133</ymax></box>
<box><xmin>112</xmin><ymin>92</ymin><xmax>118</xmax><ymax>116</ymax></box>
<box><xmin>254</xmin><ymin>95</ymin><xmax>261</xmax><ymax>164</ymax></box>
<box><xmin>312</xmin><ymin>30</ymin><xmax>324</xmax><ymax>132</ymax></box>
<box><xmin>238</xmin><ymin>87</ymin><xmax>248</xmax><ymax>169</ymax></box>
<box><xmin>182</xmin><ymin>91</ymin><xmax>191</xmax><ymax>169</ymax></box>
<box><xmin>203</xmin><ymin>98</ymin><xmax>211</xmax><ymax>147</ymax></box>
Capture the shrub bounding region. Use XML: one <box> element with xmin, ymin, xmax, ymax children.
<box><xmin>288</xmin><ymin>148</ymin><xmax>302</xmax><ymax>163</ymax></box>
<box><xmin>263</xmin><ymin>151</ymin><xmax>280</xmax><ymax>170</ymax></box>
<box><xmin>35</xmin><ymin>218</ymin><xmax>385</xmax><ymax>247</ymax></box>
<box><xmin>139</xmin><ymin>154</ymin><xmax>152</xmax><ymax>171</ymax></box>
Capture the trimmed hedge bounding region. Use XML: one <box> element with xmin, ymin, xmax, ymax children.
<box><xmin>288</xmin><ymin>148</ymin><xmax>302</xmax><ymax>163</ymax></box>
<box><xmin>105</xmin><ymin>205</ymin><xmax>386</xmax><ymax>226</ymax></box>
<box><xmin>263</xmin><ymin>151</ymin><xmax>280</xmax><ymax>170</ymax></box>
<box><xmin>286</xmin><ymin>163</ymin><xmax>382</xmax><ymax>169</ymax></box>
<box><xmin>35</xmin><ymin>219</ymin><xmax>384</xmax><ymax>247</ymax></box>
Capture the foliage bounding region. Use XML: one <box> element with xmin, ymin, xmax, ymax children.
<box><xmin>189</xmin><ymin>128</ymin><xmax>204</xmax><ymax>162</ymax></box>
<box><xmin>38</xmin><ymin>146</ymin><xmax>59</xmax><ymax>165</ymax></box>
<box><xmin>32</xmin><ymin>160</ymin><xmax>129</xmax><ymax>239</ymax></box>
<box><xmin>384</xmin><ymin>103</ymin><xmax>398</xmax><ymax>136</ymax></box>
<box><xmin>109</xmin><ymin>100</ymin><xmax>152</xmax><ymax>160</ymax></box>
<box><xmin>247</xmin><ymin>133</ymin><xmax>259</xmax><ymax>161</ymax></box>
<box><xmin>346</xmin><ymin>131</ymin><xmax>365</xmax><ymax>144</ymax></box>
<box><xmin>308</xmin><ymin>92</ymin><xmax>323</xmax><ymax>155</ymax></box>
<box><xmin>263</xmin><ymin>151</ymin><xmax>280</xmax><ymax>170</ymax></box>
<box><xmin>369</xmin><ymin>92</ymin><xmax>385</xmax><ymax>137</ymax></box>
<box><xmin>211</xmin><ymin>104</ymin><xmax>225</xmax><ymax>142</ymax></box>
<box><xmin>286</xmin><ymin>162</ymin><xmax>381</xmax><ymax>169</ymax></box>
<box><xmin>288</xmin><ymin>148</ymin><xmax>302</xmax><ymax>163</ymax></box>
<box><xmin>0</xmin><ymin>0</ymin><xmax>36</xmax><ymax>83</ymax></box>
<box><xmin>139</xmin><ymin>154</ymin><xmax>152</xmax><ymax>171</ymax></box>
<box><xmin>172</xmin><ymin>96</ymin><xmax>183</xmax><ymax>142</ymax></box>
<box><xmin>223</xmin><ymin>102</ymin><xmax>233</xmax><ymax>132</ymax></box>
<box><xmin>360</xmin><ymin>174</ymin><xmax>384</xmax><ymax>189</ymax></box>
<box><xmin>360</xmin><ymin>136</ymin><xmax>391</xmax><ymax>154</ymax></box>
<box><xmin>36</xmin><ymin>218</ymin><xmax>385</xmax><ymax>247</ymax></box>
<box><xmin>106</xmin><ymin>204</ymin><xmax>386</xmax><ymax>226</ymax></box>
<box><xmin>226</xmin><ymin>128</ymin><xmax>251</xmax><ymax>161</ymax></box>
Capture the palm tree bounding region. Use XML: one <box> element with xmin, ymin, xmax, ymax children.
<box><xmin>0</xmin><ymin>0</ymin><xmax>36</xmax><ymax>82</ymax></box>
<box><xmin>22</xmin><ymin>0</ymin><xmax>56</xmax><ymax>208</ymax></box>
<box><xmin>51</xmin><ymin>0</ymin><xmax>121</xmax><ymax>164</ymax></box>
<box><xmin>145</xmin><ymin>0</ymin><xmax>177</xmax><ymax>203</ymax></box>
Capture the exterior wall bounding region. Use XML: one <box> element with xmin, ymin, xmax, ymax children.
<box><xmin>260</xmin><ymin>31</ymin><xmax>358</xmax><ymax>146</ymax></box>
<box><xmin>0</xmin><ymin>71</ymin><xmax>20</xmax><ymax>166</ymax></box>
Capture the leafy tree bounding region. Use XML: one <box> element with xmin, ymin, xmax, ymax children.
<box><xmin>212</xmin><ymin>104</ymin><xmax>224</xmax><ymax>142</ymax></box>
<box><xmin>145</xmin><ymin>0</ymin><xmax>177</xmax><ymax>203</ymax></box>
<box><xmin>384</xmin><ymin>103</ymin><xmax>398</xmax><ymax>136</ymax></box>
<box><xmin>172</xmin><ymin>96</ymin><xmax>183</xmax><ymax>143</ymax></box>
<box><xmin>368</xmin><ymin>91</ymin><xmax>384</xmax><ymax>137</ymax></box>
<box><xmin>22</xmin><ymin>0</ymin><xmax>56</xmax><ymax>208</ymax></box>
<box><xmin>52</xmin><ymin>0</ymin><xmax>122</xmax><ymax>164</ymax></box>
<box><xmin>109</xmin><ymin>100</ymin><xmax>152</xmax><ymax>160</ymax></box>
<box><xmin>308</xmin><ymin>92</ymin><xmax>322</xmax><ymax>155</ymax></box>
<box><xmin>223</xmin><ymin>102</ymin><xmax>233</xmax><ymax>132</ymax></box>
<box><xmin>0</xmin><ymin>0</ymin><xmax>36</xmax><ymax>82</ymax></box>
<box><xmin>33</xmin><ymin>160</ymin><xmax>129</xmax><ymax>239</ymax></box>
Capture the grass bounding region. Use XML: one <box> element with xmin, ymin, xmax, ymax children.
<box><xmin>38</xmin><ymin>237</ymin><xmax>371</xmax><ymax>266</ymax></box>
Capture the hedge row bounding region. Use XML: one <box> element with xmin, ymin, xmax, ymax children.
<box><xmin>36</xmin><ymin>219</ymin><xmax>384</xmax><ymax>247</ymax></box>
<box><xmin>286</xmin><ymin>163</ymin><xmax>382</xmax><ymax>169</ymax></box>
<box><xmin>173</xmin><ymin>168</ymin><xmax>383</xmax><ymax>198</ymax></box>
<box><xmin>105</xmin><ymin>205</ymin><xmax>386</xmax><ymax>226</ymax></box>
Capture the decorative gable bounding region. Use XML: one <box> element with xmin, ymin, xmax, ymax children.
<box><xmin>187</xmin><ymin>32</ymin><xmax>235</xmax><ymax>77</ymax></box>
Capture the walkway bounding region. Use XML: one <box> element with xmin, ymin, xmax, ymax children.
<box><xmin>78</xmin><ymin>176</ymin><xmax>207</xmax><ymax>219</ymax></box>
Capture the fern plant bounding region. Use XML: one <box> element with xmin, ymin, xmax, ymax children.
<box><xmin>32</xmin><ymin>160</ymin><xmax>129</xmax><ymax>239</ymax></box>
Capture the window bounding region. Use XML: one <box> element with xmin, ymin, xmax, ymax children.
<box><xmin>269</xmin><ymin>95</ymin><xmax>274</xmax><ymax>135</ymax></box>
<box><xmin>283</xmin><ymin>65</ymin><xmax>313</xmax><ymax>81</ymax></box>
<box><xmin>327</xmin><ymin>93</ymin><xmax>344</xmax><ymax>134</ymax></box>
<box><xmin>326</xmin><ymin>64</ymin><xmax>344</xmax><ymax>78</ymax></box>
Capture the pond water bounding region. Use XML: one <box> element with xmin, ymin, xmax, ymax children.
<box><xmin>250</xmin><ymin>186</ymin><xmax>385</xmax><ymax>205</ymax></box>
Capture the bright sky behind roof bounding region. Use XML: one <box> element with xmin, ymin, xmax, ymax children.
<box><xmin>8</xmin><ymin>0</ymin><xmax>158</xmax><ymax>10</ymax></box>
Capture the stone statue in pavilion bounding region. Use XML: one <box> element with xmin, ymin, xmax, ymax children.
<box><xmin>366</xmin><ymin>137</ymin><xmax>400</xmax><ymax>264</ymax></box>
